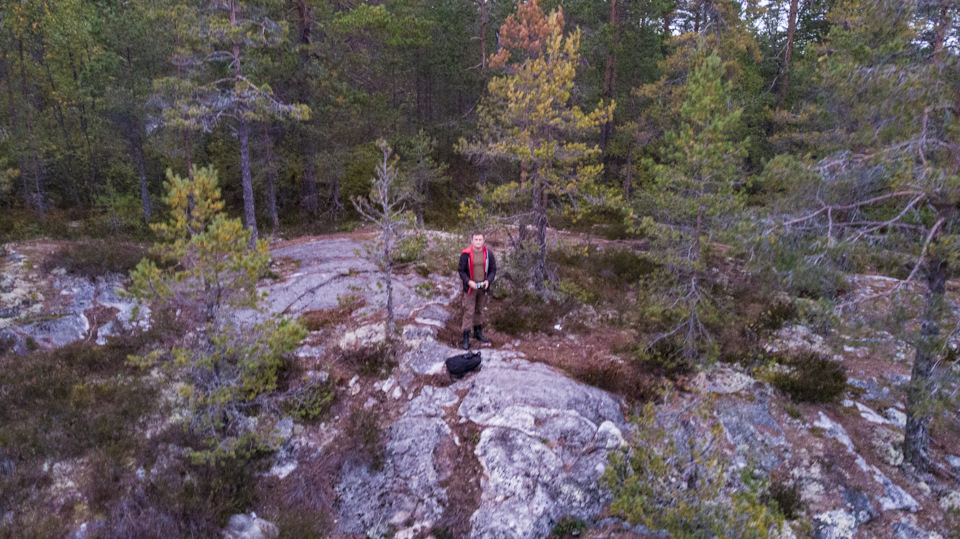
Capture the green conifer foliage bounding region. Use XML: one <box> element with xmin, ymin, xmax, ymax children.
<box><xmin>151</xmin><ymin>0</ymin><xmax>309</xmax><ymax>240</ymax></box>
<box><xmin>629</xmin><ymin>50</ymin><xmax>746</xmax><ymax>366</ymax></box>
<box><xmin>458</xmin><ymin>0</ymin><xmax>615</xmax><ymax>295</ymax></box>
<box><xmin>129</xmin><ymin>165</ymin><xmax>306</xmax><ymax>463</ymax></box>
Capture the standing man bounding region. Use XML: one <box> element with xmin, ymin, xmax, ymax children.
<box><xmin>458</xmin><ymin>232</ymin><xmax>497</xmax><ymax>350</ymax></box>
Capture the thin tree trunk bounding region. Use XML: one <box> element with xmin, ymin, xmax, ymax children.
<box><xmin>778</xmin><ymin>0</ymin><xmax>799</xmax><ymax>107</ymax></box>
<box><xmin>330</xmin><ymin>174</ymin><xmax>343</xmax><ymax>221</ymax></box>
<box><xmin>17</xmin><ymin>38</ymin><xmax>44</xmax><ymax>219</ymax></box>
<box><xmin>904</xmin><ymin>252</ymin><xmax>947</xmax><ymax>472</ymax></box>
<box><xmin>600</xmin><ymin>0</ymin><xmax>619</xmax><ymax>150</ymax></box>
<box><xmin>533</xmin><ymin>176</ymin><xmax>547</xmax><ymax>296</ymax></box>
<box><xmin>933</xmin><ymin>0</ymin><xmax>950</xmax><ymax>70</ymax></box>
<box><xmin>479</xmin><ymin>0</ymin><xmax>487</xmax><ymax>71</ymax></box>
<box><xmin>302</xmin><ymin>139</ymin><xmax>319</xmax><ymax>216</ymax></box>
<box><xmin>183</xmin><ymin>129</ymin><xmax>194</xmax><ymax>181</ymax></box>
<box><xmin>384</xmin><ymin>228</ymin><xmax>394</xmax><ymax>341</ymax></box>
<box><xmin>625</xmin><ymin>147</ymin><xmax>633</xmax><ymax>199</ymax></box>
<box><xmin>39</xmin><ymin>43</ymin><xmax>81</xmax><ymax>205</ymax></box>
<box><xmin>1</xmin><ymin>45</ymin><xmax>30</xmax><ymax>211</ymax></box>
<box><xmin>295</xmin><ymin>0</ymin><xmax>319</xmax><ymax>216</ymax></box>
<box><xmin>69</xmin><ymin>51</ymin><xmax>100</xmax><ymax>197</ymax></box>
<box><xmin>123</xmin><ymin>47</ymin><xmax>151</xmax><ymax>222</ymax></box>
<box><xmin>133</xmin><ymin>129</ymin><xmax>151</xmax><ymax>222</ymax></box>
<box><xmin>238</xmin><ymin>115</ymin><xmax>259</xmax><ymax>241</ymax></box>
<box><xmin>694</xmin><ymin>181</ymin><xmax>704</xmax><ymax>262</ymax></box>
<box><xmin>263</xmin><ymin>123</ymin><xmax>279</xmax><ymax>232</ymax></box>
<box><xmin>232</xmin><ymin>0</ymin><xmax>258</xmax><ymax>240</ymax></box>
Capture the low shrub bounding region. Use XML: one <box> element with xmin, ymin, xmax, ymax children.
<box><xmin>284</xmin><ymin>375</ymin><xmax>337</xmax><ymax>421</ymax></box>
<box><xmin>275</xmin><ymin>510</ymin><xmax>331</xmax><ymax>538</ymax></box>
<box><xmin>604</xmin><ymin>401</ymin><xmax>785</xmax><ymax>538</ymax></box>
<box><xmin>551</xmin><ymin>515</ymin><xmax>588</xmax><ymax>538</ymax></box>
<box><xmin>567</xmin><ymin>358</ymin><xmax>657</xmax><ymax>403</ymax></box>
<box><xmin>767</xmin><ymin>478</ymin><xmax>804</xmax><ymax>520</ymax></box>
<box><xmin>745</xmin><ymin>297</ymin><xmax>797</xmax><ymax>336</ymax></box>
<box><xmin>339</xmin><ymin>343</ymin><xmax>397</xmax><ymax>378</ymax></box>
<box><xmin>0</xmin><ymin>337</ymin><xmax>157</xmax><ymax>463</ymax></box>
<box><xmin>345</xmin><ymin>406</ymin><xmax>385</xmax><ymax>470</ymax></box>
<box><xmin>44</xmin><ymin>240</ymin><xmax>153</xmax><ymax>278</ymax></box>
<box><xmin>772</xmin><ymin>351</ymin><xmax>847</xmax><ymax>403</ymax></box>
<box><xmin>490</xmin><ymin>291</ymin><xmax>568</xmax><ymax>336</ymax></box>
<box><xmin>300</xmin><ymin>297</ymin><xmax>365</xmax><ymax>331</ymax></box>
<box><xmin>0</xmin><ymin>335</ymin><xmax>160</xmax><ymax>538</ymax></box>
<box><xmin>97</xmin><ymin>446</ymin><xmax>266</xmax><ymax>537</ymax></box>
<box><xmin>392</xmin><ymin>231</ymin><xmax>427</xmax><ymax>264</ymax></box>
<box><xmin>783</xmin><ymin>262</ymin><xmax>849</xmax><ymax>300</ymax></box>
<box><xmin>636</xmin><ymin>335</ymin><xmax>694</xmax><ymax>379</ymax></box>
<box><xmin>795</xmin><ymin>298</ymin><xmax>839</xmax><ymax>336</ymax></box>
<box><xmin>550</xmin><ymin>245</ymin><xmax>657</xmax><ymax>306</ymax></box>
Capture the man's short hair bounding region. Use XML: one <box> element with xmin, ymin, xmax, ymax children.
<box><xmin>471</xmin><ymin>232</ymin><xmax>484</xmax><ymax>239</ymax></box>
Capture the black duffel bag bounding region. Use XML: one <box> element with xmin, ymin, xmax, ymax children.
<box><xmin>445</xmin><ymin>351</ymin><xmax>482</xmax><ymax>379</ymax></box>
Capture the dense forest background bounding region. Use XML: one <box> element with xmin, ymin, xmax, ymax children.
<box><xmin>2</xmin><ymin>1</ymin><xmax>960</xmax><ymax>536</ymax></box>
<box><xmin>0</xmin><ymin>0</ymin><xmax>911</xmax><ymax>236</ymax></box>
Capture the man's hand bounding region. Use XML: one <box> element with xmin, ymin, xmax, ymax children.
<box><xmin>469</xmin><ymin>280</ymin><xmax>478</xmax><ymax>289</ymax></box>
<box><xmin>481</xmin><ymin>280</ymin><xmax>489</xmax><ymax>289</ymax></box>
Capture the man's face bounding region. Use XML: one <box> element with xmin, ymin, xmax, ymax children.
<box><xmin>472</xmin><ymin>234</ymin><xmax>485</xmax><ymax>251</ymax></box>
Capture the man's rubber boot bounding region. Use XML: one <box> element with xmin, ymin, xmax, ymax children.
<box><xmin>473</xmin><ymin>325</ymin><xmax>490</xmax><ymax>344</ymax></box>
<box><xmin>461</xmin><ymin>330</ymin><xmax>471</xmax><ymax>350</ymax></box>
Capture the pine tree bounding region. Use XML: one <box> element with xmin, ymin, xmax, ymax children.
<box><xmin>458</xmin><ymin>0</ymin><xmax>615</xmax><ymax>295</ymax></box>
<box><xmin>404</xmin><ymin>129</ymin><xmax>449</xmax><ymax>228</ymax></box>
<box><xmin>151</xmin><ymin>0</ymin><xmax>309</xmax><ymax>240</ymax></box>
<box><xmin>780</xmin><ymin>0</ymin><xmax>960</xmax><ymax>471</ymax></box>
<box><xmin>628</xmin><ymin>49</ymin><xmax>746</xmax><ymax>366</ymax></box>
<box><xmin>129</xmin><ymin>165</ymin><xmax>306</xmax><ymax>463</ymax></box>
<box><xmin>352</xmin><ymin>140</ymin><xmax>412</xmax><ymax>344</ymax></box>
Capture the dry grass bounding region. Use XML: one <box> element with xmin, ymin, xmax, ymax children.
<box><xmin>299</xmin><ymin>297</ymin><xmax>366</xmax><ymax>332</ymax></box>
<box><xmin>42</xmin><ymin>240</ymin><xmax>153</xmax><ymax>278</ymax></box>
<box><xmin>432</xmin><ymin>417</ymin><xmax>483</xmax><ymax>538</ymax></box>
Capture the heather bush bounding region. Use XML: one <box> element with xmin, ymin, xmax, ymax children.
<box><xmin>772</xmin><ymin>351</ymin><xmax>847</xmax><ymax>404</ymax></box>
<box><xmin>604</xmin><ymin>400</ymin><xmax>786</xmax><ymax>538</ymax></box>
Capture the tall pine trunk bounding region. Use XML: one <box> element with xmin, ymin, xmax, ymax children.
<box><xmin>263</xmin><ymin>123</ymin><xmax>279</xmax><ymax>233</ymax></box>
<box><xmin>238</xmin><ymin>115</ymin><xmax>259</xmax><ymax>241</ymax></box>
<box><xmin>39</xmin><ymin>41</ymin><xmax>81</xmax><ymax>205</ymax></box>
<box><xmin>295</xmin><ymin>0</ymin><xmax>319</xmax><ymax>216</ymax></box>
<box><xmin>2</xmin><ymin>46</ymin><xmax>30</xmax><ymax>211</ymax></box>
<box><xmin>17</xmin><ymin>38</ymin><xmax>45</xmax><ymax>219</ymax></box>
<box><xmin>124</xmin><ymin>47</ymin><xmax>150</xmax><ymax>222</ymax></box>
<box><xmin>533</xmin><ymin>176</ymin><xmax>548</xmax><ymax>296</ymax></box>
<box><xmin>778</xmin><ymin>0</ymin><xmax>799</xmax><ymax>107</ymax></box>
<box><xmin>933</xmin><ymin>0</ymin><xmax>950</xmax><ymax>70</ymax></box>
<box><xmin>232</xmin><ymin>0</ymin><xmax>257</xmax><ymax>240</ymax></box>
<box><xmin>904</xmin><ymin>252</ymin><xmax>947</xmax><ymax>471</ymax></box>
<box><xmin>479</xmin><ymin>0</ymin><xmax>487</xmax><ymax>71</ymax></box>
<box><xmin>69</xmin><ymin>51</ymin><xmax>101</xmax><ymax>198</ymax></box>
<box><xmin>132</xmin><ymin>129</ymin><xmax>151</xmax><ymax>223</ymax></box>
<box><xmin>600</xmin><ymin>0</ymin><xmax>619</xmax><ymax>150</ymax></box>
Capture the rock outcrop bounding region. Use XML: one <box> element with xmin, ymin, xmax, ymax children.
<box><xmin>264</xmin><ymin>237</ymin><xmax>629</xmax><ymax>538</ymax></box>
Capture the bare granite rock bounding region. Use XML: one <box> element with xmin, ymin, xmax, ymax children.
<box><xmin>717</xmin><ymin>395</ymin><xmax>790</xmax><ymax>472</ymax></box>
<box><xmin>813</xmin><ymin>509</ymin><xmax>858</xmax><ymax>539</ymax></box>
<box><xmin>222</xmin><ymin>513</ymin><xmax>279</xmax><ymax>539</ymax></box>
<box><xmin>336</xmin><ymin>386</ymin><xmax>458</xmax><ymax>536</ymax></box>
<box><xmin>456</xmin><ymin>356</ymin><xmax>626</xmax><ymax>539</ymax></box>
